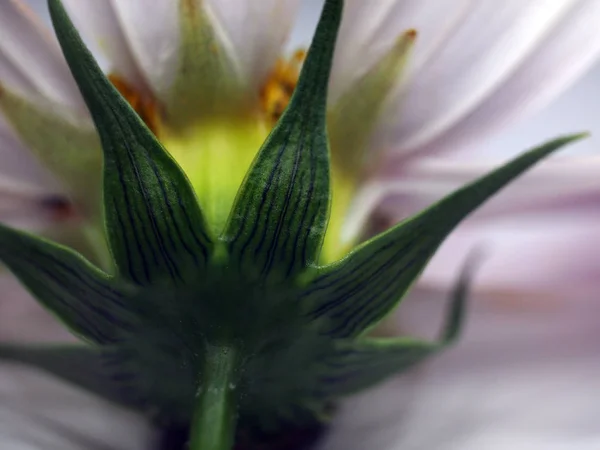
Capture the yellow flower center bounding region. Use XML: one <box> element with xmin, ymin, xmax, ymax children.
<box><xmin>109</xmin><ymin>49</ymin><xmax>355</xmax><ymax>264</ymax></box>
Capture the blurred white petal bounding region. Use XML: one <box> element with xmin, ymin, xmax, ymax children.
<box><xmin>385</xmin><ymin>0</ymin><xmax>577</xmax><ymax>153</ymax></box>
<box><xmin>322</xmin><ymin>285</ymin><xmax>600</xmax><ymax>450</ymax></box>
<box><xmin>0</xmin><ymin>0</ymin><xmax>83</xmax><ymax>109</ymax></box>
<box><xmin>61</xmin><ymin>0</ymin><xmax>148</xmax><ymax>91</ymax></box>
<box><xmin>382</xmin><ymin>0</ymin><xmax>600</xmax><ymax>162</ymax></box>
<box><xmin>331</xmin><ymin>0</ymin><xmax>474</xmax><ymax>103</ymax></box>
<box><xmin>386</xmin><ymin>0</ymin><xmax>600</xmax><ymax>162</ymax></box>
<box><xmin>0</xmin><ymin>119</ymin><xmax>60</xmax><ymax>191</ymax></box>
<box><xmin>379</xmin><ymin>155</ymin><xmax>600</xmax><ymax>220</ymax></box>
<box><xmin>106</xmin><ymin>0</ymin><xmax>181</xmax><ymax>101</ymax></box>
<box><xmin>207</xmin><ymin>0</ymin><xmax>301</xmax><ymax>90</ymax></box>
<box><xmin>0</xmin><ymin>363</ymin><xmax>154</xmax><ymax>450</ymax></box>
<box><xmin>418</xmin><ymin>215</ymin><xmax>600</xmax><ymax>299</ymax></box>
<box><xmin>342</xmin><ymin>152</ymin><xmax>600</xmax><ymax>246</ymax></box>
<box><xmin>0</xmin><ymin>275</ymin><xmax>73</xmax><ymax>342</ymax></box>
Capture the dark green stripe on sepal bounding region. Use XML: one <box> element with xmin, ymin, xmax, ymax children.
<box><xmin>0</xmin><ymin>223</ymin><xmax>133</xmax><ymax>344</ymax></box>
<box><xmin>223</xmin><ymin>0</ymin><xmax>343</xmax><ymax>283</ymax></box>
<box><xmin>303</xmin><ymin>134</ymin><xmax>586</xmax><ymax>338</ymax></box>
<box><xmin>48</xmin><ymin>0</ymin><xmax>213</xmax><ymax>286</ymax></box>
<box><xmin>314</xmin><ymin>255</ymin><xmax>473</xmax><ymax>397</ymax></box>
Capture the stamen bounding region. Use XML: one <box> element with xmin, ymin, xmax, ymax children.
<box><xmin>260</xmin><ymin>49</ymin><xmax>306</xmax><ymax>123</ymax></box>
<box><xmin>108</xmin><ymin>74</ymin><xmax>160</xmax><ymax>135</ymax></box>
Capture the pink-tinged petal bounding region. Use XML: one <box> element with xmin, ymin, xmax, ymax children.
<box><xmin>207</xmin><ymin>0</ymin><xmax>301</xmax><ymax>90</ymax></box>
<box><xmin>0</xmin><ymin>363</ymin><xmax>154</xmax><ymax>449</ymax></box>
<box><xmin>0</xmin><ymin>85</ymin><xmax>102</xmax><ymax>219</ymax></box>
<box><xmin>382</xmin><ymin>0</ymin><xmax>600</xmax><ymax>159</ymax></box>
<box><xmin>389</xmin><ymin>0</ymin><xmax>600</xmax><ymax>163</ymax></box>
<box><xmin>0</xmin><ymin>181</ymin><xmax>66</xmax><ymax>232</ymax></box>
<box><xmin>61</xmin><ymin>0</ymin><xmax>149</xmax><ymax>92</ymax></box>
<box><xmin>418</xmin><ymin>216</ymin><xmax>600</xmax><ymax>300</ymax></box>
<box><xmin>0</xmin><ymin>0</ymin><xmax>84</xmax><ymax>110</ymax></box>
<box><xmin>0</xmin><ymin>118</ymin><xmax>61</xmax><ymax>192</ymax></box>
<box><xmin>331</xmin><ymin>0</ymin><xmax>474</xmax><ymax>103</ymax></box>
<box><xmin>0</xmin><ymin>275</ymin><xmax>73</xmax><ymax>342</ymax></box>
<box><xmin>106</xmin><ymin>0</ymin><xmax>180</xmax><ymax>101</ymax></box>
<box><xmin>321</xmin><ymin>284</ymin><xmax>600</xmax><ymax>450</ymax></box>
<box><xmin>378</xmin><ymin>155</ymin><xmax>600</xmax><ymax>221</ymax></box>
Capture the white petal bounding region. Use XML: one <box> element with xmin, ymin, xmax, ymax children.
<box><xmin>0</xmin><ymin>275</ymin><xmax>73</xmax><ymax>342</ymax></box>
<box><xmin>106</xmin><ymin>0</ymin><xmax>179</xmax><ymax>100</ymax></box>
<box><xmin>0</xmin><ymin>0</ymin><xmax>84</xmax><ymax>110</ymax></box>
<box><xmin>81</xmin><ymin>0</ymin><xmax>299</xmax><ymax>109</ymax></box>
<box><xmin>61</xmin><ymin>0</ymin><xmax>148</xmax><ymax>90</ymax></box>
<box><xmin>0</xmin><ymin>181</ymin><xmax>63</xmax><ymax>232</ymax></box>
<box><xmin>322</xmin><ymin>286</ymin><xmax>600</xmax><ymax>450</ymax></box>
<box><xmin>420</xmin><ymin>215</ymin><xmax>600</xmax><ymax>299</ymax></box>
<box><xmin>378</xmin><ymin>155</ymin><xmax>600</xmax><ymax>221</ymax></box>
<box><xmin>392</xmin><ymin>0</ymin><xmax>600</xmax><ymax>162</ymax></box>
<box><xmin>330</xmin><ymin>0</ymin><xmax>474</xmax><ymax>103</ymax></box>
<box><xmin>206</xmin><ymin>0</ymin><xmax>301</xmax><ymax>89</ymax></box>
<box><xmin>384</xmin><ymin>0</ymin><xmax>597</xmax><ymax>158</ymax></box>
<box><xmin>0</xmin><ymin>363</ymin><xmax>155</xmax><ymax>450</ymax></box>
<box><xmin>0</xmin><ymin>119</ymin><xmax>61</xmax><ymax>192</ymax></box>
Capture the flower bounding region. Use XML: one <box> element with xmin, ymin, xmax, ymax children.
<box><xmin>0</xmin><ymin>0</ymin><xmax>598</xmax><ymax>449</ymax></box>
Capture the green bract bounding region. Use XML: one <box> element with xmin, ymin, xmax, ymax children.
<box><xmin>0</xmin><ymin>0</ymin><xmax>586</xmax><ymax>449</ymax></box>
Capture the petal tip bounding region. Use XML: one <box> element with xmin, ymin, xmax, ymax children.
<box><xmin>405</xmin><ymin>29</ymin><xmax>418</xmax><ymax>40</ymax></box>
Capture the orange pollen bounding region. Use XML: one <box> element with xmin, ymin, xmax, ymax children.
<box><xmin>260</xmin><ymin>49</ymin><xmax>307</xmax><ymax>123</ymax></box>
<box><xmin>108</xmin><ymin>74</ymin><xmax>160</xmax><ymax>135</ymax></box>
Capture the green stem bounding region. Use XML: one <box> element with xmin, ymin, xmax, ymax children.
<box><xmin>189</xmin><ymin>345</ymin><xmax>238</xmax><ymax>450</ymax></box>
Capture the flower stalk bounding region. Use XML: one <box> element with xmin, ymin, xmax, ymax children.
<box><xmin>190</xmin><ymin>345</ymin><xmax>239</xmax><ymax>450</ymax></box>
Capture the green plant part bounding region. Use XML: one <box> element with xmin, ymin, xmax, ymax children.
<box><xmin>0</xmin><ymin>0</ymin><xmax>587</xmax><ymax>449</ymax></box>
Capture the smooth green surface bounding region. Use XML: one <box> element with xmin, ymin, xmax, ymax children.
<box><xmin>190</xmin><ymin>346</ymin><xmax>239</xmax><ymax>450</ymax></box>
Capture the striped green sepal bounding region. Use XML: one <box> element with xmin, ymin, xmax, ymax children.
<box><xmin>48</xmin><ymin>0</ymin><xmax>213</xmax><ymax>286</ymax></box>
<box><xmin>0</xmin><ymin>224</ymin><xmax>132</xmax><ymax>344</ymax></box>
<box><xmin>304</xmin><ymin>134</ymin><xmax>586</xmax><ymax>338</ymax></box>
<box><xmin>319</xmin><ymin>338</ymin><xmax>435</xmax><ymax>396</ymax></box>
<box><xmin>223</xmin><ymin>0</ymin><xmax>342</xmax><ymax>282</ymax></box>
<box><xmin>315</xmin><ymin>259</ymin><xmax>471</xmax><ymax>397</ymax></box>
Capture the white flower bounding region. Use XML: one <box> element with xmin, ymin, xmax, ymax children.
<box><xmin>0</xmin><ymin>0</ymin><xmax>599</xmax><ymax>449</ymax></box>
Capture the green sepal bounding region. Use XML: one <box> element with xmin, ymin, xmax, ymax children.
<box><xmin>223</xmin><ymin>0</ymin><xmax>342</xmax><ymax>282</ymax></box>
<box><xmin>0</xmin><ymin>344</ymin><xmax>131</xmax><ymax>408</ymax></box>
<box><xmin>0</xmin><ymin>223</ymin><xmax>133</xmax><ymax>344</ymax></box>
<box><xmin>315</xmin><ymin>251</ymin><xmax>472</xmax><ymax>397</ymax></box>
<box><xmin>304</xmin><ymin>134</ymin><xmax>586</xmax><ymax>338</ymax></box>
<box><xmin>167</xmin><ymin>0</ymin><xmax>245</xmax><ymax>127</ymax></box>
<box><xmin>48</xmin><ymin>0</ymin><xmax>214</xmax><ymax>286</ymax></box>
